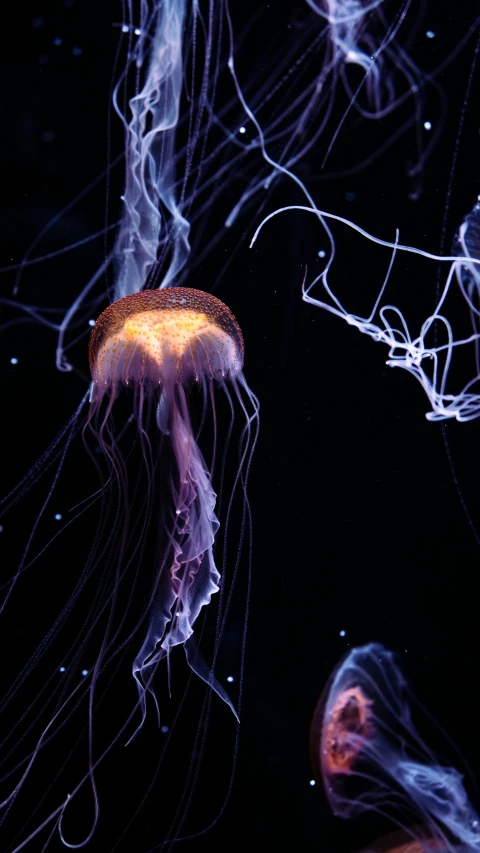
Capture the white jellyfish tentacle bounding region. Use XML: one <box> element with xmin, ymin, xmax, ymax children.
<box><xmin>113</xmin><ymin>0</ymin><xmax>191</xmax><ymax>299</ymax></box>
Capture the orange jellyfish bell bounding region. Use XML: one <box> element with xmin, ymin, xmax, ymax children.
<box><xmin>89</xmin><ymin>287</ymin><xmax>244</xmax><ymax>391</ymax></box>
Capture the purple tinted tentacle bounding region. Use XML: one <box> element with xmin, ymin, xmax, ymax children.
<box><xmin>130</xmin><ymin>382</ymin><xmax>236</xmax><ymax>739</ymax></box>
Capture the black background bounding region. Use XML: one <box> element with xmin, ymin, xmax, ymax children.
<box><xmin>1</xmin><ymin>2</ymin><xmax>480</xmax><ymax>851</ymax></box>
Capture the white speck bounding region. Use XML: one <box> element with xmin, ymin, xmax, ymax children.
<box><xmin>88</xmin><ymin>319</ymin><xmax>95</xmax><ymax>327</ymax></box>
<box><xmin>424</xmin><ymin>121</ymin><xmax>432</xmax><ymax>131</ymax></box>
<box><xmin>309</xmin><ymin>779</ymin><xmax>316</xmax><ymax>787</ymax></box>
<box><xmin>122</xmin><ymin>24</ymin><xmax>129</xmax><ymax>33</ymax></box>
<box><xmin>176</xmin><ymin>509</ymin><xmax>181</xmax><ymax>514</ymax></box>
<box><xmin>59</xmin><ymin>666</ymin><xmax>66</xmax><ymax>673</ymax></box>
<box><xmin>318</xmin><ymin>250</ymin><xmax>326</xmax><ymax>258</ymax></box>
<box><xmin>161</xmin><ymin>725</ymin><xmax>169</xmax><ymax>733</ymax></box>
<box><xmin>54</xmin><ymin>513</ymin><xmax>62</xmax><ymax>521</ymax></box>
<box><xmin>227</xmin><ymin>675</ymin><xmax>234</xmax><ymax>683</ymax></box>
<box><xmin>339</xmin><ymin>630</ymin><xmax>346</xmax><ymax>637</ymax></box>
<box><xmin>10</xmin><ymin>357</ymin><xmax>18</xmax><ymax>365</ymax></box>
<box><xmin>239</xmin><ymin>126</ymin><xmax>246</xmax><ymax>134</ymax></box>
<box><xmin>81</xmin><ymin>669</ymin><xmax>88</xmax><ymax>677</ymax></box>
<box><xmin>134</xmin><ymin>27</ymin><xmax>141</xmax><ymax>36</ymax></box>
<box><xmin>426</xmin><ymin>30</ymin><xmax>435</xmax><ymax>38</ymax></box>
<box><xmin>346</xmin><ymin>50</ymin><xmax>361</xmax><ymax>63</ymax></box>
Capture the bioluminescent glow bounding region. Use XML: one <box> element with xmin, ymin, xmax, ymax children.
<box><xmin>311</xmin><ymin>644</ymin><xmax>480</xmax><ymax>852</ymax></box>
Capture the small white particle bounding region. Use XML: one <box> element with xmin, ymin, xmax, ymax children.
<box><xmin>239</xmin><ymin>126</ymin><xmax>246</xmax><ymax>134</ymax></box>
<box><xmin>54</xmin><ymin>513</ymin><xmax>62</xmax><ymax>521</ymax></box>
<box><xmin>309</xmin><ymin>779</ymin><xmax>316</xmax><ymax>787</ymax></box>
<box><xmin>81</xmin><ymin>669</ymin><xmax>88</xmax><ymax>677</ymax></box>
<box><xmin>10</xmin><ymin>357</ymin><xmax>18</xmax><ymax>365</ymax></box>
<box><xmin>424</xmin><ymin>121</ymin><xmax>432</xmax><ymax>131</ymax></box>
<box><xmin>227</xmin><ymin>675</ymin><xmax>234</xmax><ymax>683</ymax></box>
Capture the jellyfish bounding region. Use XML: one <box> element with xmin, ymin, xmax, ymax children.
<box><xmin>304</xmin><ymin>0</ymin><xmax>441</xmax><ymax>191</ymax></box>
<box><xmin>310</xmin><ymin>644</ymin><xmax>480</xmax><ymax>852</ymax></box>
<box><xmin>88</xmin><ymin>286</ymin><xmax>258</xmax><ymax>733</ymax></box>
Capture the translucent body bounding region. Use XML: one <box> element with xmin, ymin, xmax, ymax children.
<box><xmin>88</xmin><ymin>288</ymin><xmax>253</xmax><ymax>735</ymax></box>
<box><xmin>311</xmin><ymin>644</ymin><xmax>480</xmax><ymax>852</ymax></box>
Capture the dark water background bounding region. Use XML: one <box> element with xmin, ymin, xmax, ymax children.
<box><xmin>1</xmin><ymin>2</ymin><xmax>480</xmax><ymax>851</ymax></box>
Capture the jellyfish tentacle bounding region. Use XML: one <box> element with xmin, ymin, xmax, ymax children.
<box><xmin>130</xmin><ymin>379</ymin><xmax>237</xmax><ymax>740</ymax></box>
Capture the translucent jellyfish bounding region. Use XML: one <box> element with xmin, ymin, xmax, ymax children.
<box><xmin>88</xmin><ymin>287</ymin><xmax>256</xmax><ymax>731</ymax></box>
<box><xmin>305</xmin><ymin>0</ymin><xmax>441</xmax><ymax>185</ymax></box>
<box><xmin>310</xmin><ymin>644</ymin><xmax>480</xmax><ymax>852</ymax></box>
